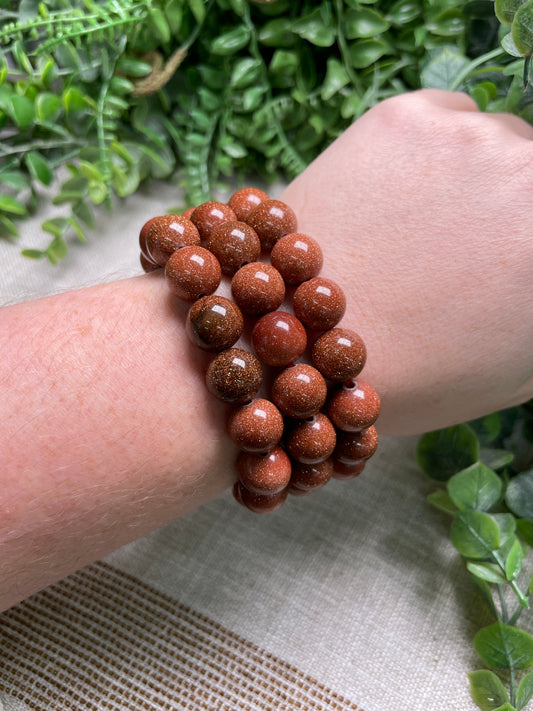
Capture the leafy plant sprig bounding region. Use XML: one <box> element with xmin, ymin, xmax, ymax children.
<box><xmin>418</xmin><ymin>402</ymin><xmax>533</xmax><ymax>710</ymax></box>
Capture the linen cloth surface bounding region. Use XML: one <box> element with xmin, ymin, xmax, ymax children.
<box><xmin>0</xmin><ymin>183</ymin><xmax>489</xmax><ymax>711</ymax></box>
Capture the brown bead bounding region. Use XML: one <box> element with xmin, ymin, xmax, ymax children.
<box><xmin>227</xmin><ymin>398</ymin><xmax>284</xmax><ymax>452</ymax></box>
<box><xmin>205</xmin><ymin>221</ymin><xmax>261</xmax><ymax>275</ymax></box>
<box><xmin>145</xmin><ymin>215</ymin><xmax>201</xmax><ymax>267</ymax></box>
<box><xmin>186</xmin><ymin>295</ymin><xmax>243</xmax><ymax>352</ymax></box>
<box><xmin>139</xmin><ymin>215</ymin><xmax>161</xmax><ymax>262</ymax></box>
<box><xmin>165</xmin><ymin>245</ymin><xmax>221</xmax><ymax>301</ymax></box>
<box><xmin>246</xmin><ymin>199</ymin><xmax>297</xmax><ymax>251</ymax></box>
<box><xmin>228</xmin><ymin>187</ymin><xmax>269</xmax><ymax>222</ymax></box>
<box><xmin>328</xmin><ymin>379</ymin><xmax>380</xmax><ymax>432</ymax></box>
<box><xmin>182</xmin><ymin>207</ymin><xmax>195</xmax><ymax>219</ymax></box>
<box><xmin>140</xmin><ymin>252</ymin><xmax>160</xmax><ymax>273</ymax></box>
<box><xmin>190</xmin><ymin>201</ymin><xmax>237</xmax><ymax>242</ymax></box>
<box><xmin>252</xmin><ymin>311</ymin><xmax>307</xmax><ymax>367</ymax></box>
<box><xmin>271</xmin><ymin>363</ymin><xmax>327</xmax><ymax>418</ymax></box>
<box><xmin>332</xmin><ymin>461</ymin><xmax>366</xmax><ymax>480</ymax></box>
<box><xmin>334</xmin><ymin>426</ymin><xmax>378</xmax><ymax>465</ymax></box>
<box><xmin>206</xmin><ymin>348</ymin><xmax>262</xmax><ymax>404</ymax></box>
<box><xmin>270</xmin><ymin>233</ymin><xmax>323</xmax><ymax>285</ymax></box>
<box><xmin>293</xmin><ymin>277</ymin><xmax>346</xmax><ymax>331</ymax></box>
<box><xmin>311</xmin><ymin>328</ymin><xmax>367</xmax><ymax>381</ymax></box>
<box><xmin>231</xmin><ymin>262</ymin><xmax>285</xmax><ymax>316</ymax></box>
<box><xmin>289</xmin><ymin>459</ymin><xmax>333</xmax><ymax>493</ymax></box>
<box><xmin>233</xmin><ymin>481</ymin><xmax>288</xmax><ymax>513</ymax></box>
<box><xmin>236</xmin><ymin>445</ymin><xmax>291</xmax><ymax>495</ymax></box>
<box><xmin>285</xmin><ymin>413</ymin><xmax>337</xmax><ymax>464</ymax></box>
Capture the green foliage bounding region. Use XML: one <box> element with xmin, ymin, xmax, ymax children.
<box><xmin>419</xmin><ymin>402</ymin><xmax>533</xmax><ymax>709</ymax></box>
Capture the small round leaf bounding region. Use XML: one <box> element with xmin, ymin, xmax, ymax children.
<box><xmin>474</xmin><ymin>621</ymin><xmax>533</xmax><ymax>670</ymax></box>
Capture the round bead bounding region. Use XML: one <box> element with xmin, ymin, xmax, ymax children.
<box><xmin>246</xmin><ymin>199</ymin><xmax>297</xmax><ymax>251</ymax></box>
<box><xmin>140</xmin><ymin>252</ymin><xmax>160</xmax><ymax>273</ymax></box>
<box><xmin>252</xmin><ymin>311</ymin><xmax>307</xmax><ymax>367</ymax></box>
<box><xmin>182</xmin><ymin>207</ymin><xmax>195</xmax><ymax>219</ymax></box>
<box><xmin>293</xmin><ymin>277</ymin><xmax>346</xmax><ymax>331</ymax></box>
<box><xmin>332</xmin><ymin>461</ymin><xmax>366</xmax><ymax>480</ymax></box>
<box><xmin>236</xmin><ymin>445</ymin><xmax>292</xmax><ymax>495</ymax></box>
<box><xmin>233</xmin><ymin>481</ymin><xmax>288</xmax><ymax>513</ymax></box>
<box><xmin>271</xmin><ymin>363</ymin><xmax>327</xmax><ymax>418</ymax></box>
<box><xmin>289</xmin><ymin>459</ymin><xmax>333</xmax><ymax>493</ymax></box>
<box><xmin>334</xmin><ymin>426</ymin><xmax>378</xmax><ymax>465</ymax></box>
<box><xmin>186</xmin><ymin>295</ymin><xmax>243</xmax><ymax>352</ymax></box>
<box><xmin>145</xmin><ymin>215</ymin><xmax>201</xmax><ymax>267</ymax></box>
<box><xmin>165</xmin><ymin>245</ymin><xmax>221</xmax><ymax>301</ymax></box>
<box><xmin>205</xmin><ymin>221</ymin><xmax>261</xmax><ymax>275</ymax></box>
<box><xmin>270</xmin><ymin>233</ymin><xmax>323</xmax><ymax>285</ymax></box>
<box><xmin>190</xmin><ymin>201</ymin><xmax>237</xmax><ymax>242</ymax></box>
<box><xmin>206</xmin><ymin>348</ymin><xmax>262</xmax><ymax>404</ymax></box>
<box><xmin>327</xmin><ymin>379</ymin><xmax>380</xmax><ymax>432</ymax></box>
<box><xmin>228</xmin><ymin>399</ymin><xmax>284</xmax><ymax>453</ymax></box>
<box><xmin>311</xmin><ymin>328</ymin><xmax>367</xmax><ymax>381</ymax></box>
<box><xmin>231</xmin><ymin>262</ymin><xmax>285</xmax><ymax>316</ymax></box>
<box><xmin>285</xmin><ymin>413</ymin><xmax>337</xmax><ymax>464</ymax></box>
<box><xmin>139</xmin><ymin>215</ymin><xmax>161</xmax><ymax>262</ymax></box>
<box><xmin>228</xmin><ymin>187</ymin><xmax>269</xmax><ymax>222</ymax></box>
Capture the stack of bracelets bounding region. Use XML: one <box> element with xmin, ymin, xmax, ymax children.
<box><xmin>138</xmin><ymin>187</ymin><xmax>380</xmax><ymax>514</ymax></box>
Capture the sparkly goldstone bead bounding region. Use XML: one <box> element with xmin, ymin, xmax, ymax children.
<box><xmin>228</xmin><ymin>187</ymin><xmax>269</xmax><ymax>222</ymax></box>
<box><xmin>165</xmin><ymin>245</ymin><xmax>221</xmax><ymax>302</ymax></box>
<box><xmin>332</xmin><ymin>461</ymin><xmax>366</xmax><ymax>480</ymax></box>
<box><xmin>182</xmin><ymin>207</ymin><xmax>195</xmax><ymax>219</ymax></box>
<box><xmin>252</xmin><ymin>311</ymin><xmax>307</xmax><ymax>367</ymax></box>
<box><xmin>311</xmin><ymin>328</ymin><xmax>367</xmax><ymax>381</ymax></box>
<box><xmin>145</xmin><ymin>215</ymin><xmax>201</xmax><ymax>267</ymax></box>
<box><xmin>246</xmin><ymin>199</ymin><xmax>297</xmax><ymax>251</ymax></box>
<box><xmin>271</xmin><ymin>363</ymin><xmax>327</xmax><ymax>418</ymax></box>
<box><xmin>190</xmin><ymin>201</ymin><xmax>237</xmax><ymax>242</ymax></box>
<box><xmin>140</xmin><ymin>253</ymin><xmax>160</xmax><ymax>273</ymax></box>
<box><xmin>236</xmin><ymin>445</ymin><xmax>291</xmax><ymax>495</ymax></box>
<box><xmin>285</xmin><ymin>413</ymin><xmax>337</xmax><ymax>464</ymax></box>
<box><xmin>328</xmin><ymin>380</ymin><xmax>380</xmax><ymax>432</ymax></box>
<box><xmin>334</xmin><ymin>426</ymin><xmax>378</xmax><ymax>465</ymax></box>
<box><xmin>289</xmin><ymin>459</ymin><xmax>333</xmax><ymax>493</ymax></box>
<box><xmin>270</xmin><ymin>233</ymin><xmax>323</xmax><ymax>285</ymax></box>
<box><xmin>186</xmin><ymin>295</ymin><xmax>243</xmax><ymax>352</ymax></box>
<box><xmin>233</xmin><ymin>481</ymin><xmax>288</xmax><ymax>513</ymax></box>
<box><xmin>227</xmin><ymin>398</ymin><xmax>284</xmax><ymax>452</ymax></box>
<box><xmin>205</xmin><ymin>221</ymin><xmax>261</xmax><ymax>275</ymax></box>
<box><xmin>231</xmin><ymin>262</ymin><xmax>285</xmax><ymax>316</ymax></box>
<box><xmin>293</xmin><ymin>277</ymin><xmax>346</xmax><ymax>331</ymax></box>
<box><xmin>139</xmin><ymin>215</ymin><xmax>161</xmax><ymax>262</ymax></box>
<box><xmin>206</xmin><ymin>348</ymin><xmax>262</xmax><ymax>404</ymax></box>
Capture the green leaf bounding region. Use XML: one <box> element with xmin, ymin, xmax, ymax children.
<box><xmin>88</xmin><ymin>181</ymin><xmax>108</xmax><ymax>204</ymax></box>
<box><xmin>512</xmin><ymin>0</ymin><xmax>533</xmax><ymax>55</ymax></box>
<box><xmin>451</xmin><ymin>510</ymin><xmax>500</xmax><ymax>559</ymax></box>
<box><xmin>427</xmin><ymin>489</ymin><xmax>459</xmax><ymax>514</ymax></box>
<box><xmin>321</xmin><ymin>58</ymin><xmax>350</xmax><ymax>101</ymax></box>
<box><xmin>516</xmin><ymin>671</ymin><xmax>533</xmax><ymax>710</ymax></box>
<box><xmin>79</xmin><ymin>161</ymin><xmax>104</xmax><ymax>182</ymax></box>
<box><xmin>35</xmin><ymin>92</ymin><xmax>61</xmax><ymax>122</ymax></box>
<box><xmin>502</xmin><ymin>32</ymin><xmax>525</xmax><ymax>57</ymax></box>
<box><xmin>348</xmin><ymin>39</ymin><xmax>389</xmax><ymax>68</ymax></box>
<box><xmin>474</xmin><ymin>621</ymin><xmax>533</xmax><ymax>670</ymax></box>
<box><xmin>148</xmin><ymin>7</ymin><xmax>171</xmax><ymax>43</ymax></box>
<box><xmin>517</xmin><ymin>519</ymin><xmax>533</xmax><ymax>547</ymax></box>
<box><xmin>417</xmin><ymin>425</ymin><xmax>479</xmax><ymax>481</ymax></box>
<box><xmin>25</xmin><ymin>151</ymin><xmax>52</xmax><ymax>186</ymax></box>
<box><xmin>505</xmin><ymin>538</ymin><xmax>524</xmax><ymax>581</ymax></box>
<box><xmin>344</xmin><ymin>8</ymin><xmax>390</xmax><ymax>38</ymax></box>
<box><xmin>9</xmin><ymin>94</ymin><xmax>35</xmax><ymax>130</ymax></box>
<box><xmin>506</xmin><ymin>469</ymin><xmax>533</xmax><ymax>519</ymax></box>
<box><xmin>496</xmin><ymin>0</ymin><xmax>527</xmax><ymax>26</ymax></box>
<box><xmin>258</xmin><ymin>18</ymin><xmax>295</xmax><ymax>47</ymax></box>
<box><xmin>420</xmin><ymin>46</ymin><xmax>471</xmax><ymax>90</ymax></box>
<box><xmin>469</xmin><ymin>413</ymin><xmax>501</xmax><ymax>444</ymax></box>
<box><xmin>292</xmin><ymin>8</ymin><xmax>336</xmax><ymax>46</ymax></box>
<box><xmin>467</xmin><ymin>561</ymin><xmax>508</xmax><ymax>584</ymax></box>
<box><xmin>492</xmin><ymin>705</ymin><xmax>517</xmax><ymax>711</ymax></box>
<box><xmin>0</xmin><ymin>171</ymin><xmax>29</xmax><ymax>191</ymax></box>
<box><xmin>447</xmin><ymin>463</ymin><xmax>502</xmax><ymax>511</ymax></box>
<box><xmin>21</xmin><ymin>248</ymin><xmax>46</xmax><ymax>260</ymax></box>
<box><xmin>45</xmin><ymin>234</ymin><xmax>68</xmax><ymax>264</ymax></box>
<box><xmin>116</xmin><ymin>57</ymin><xmax>153</xmax><ymax>78</ymax></box>
<box><xmin>42</xmin><ymin>217</ymin><xmax>69</xmax><ymax>238</ymax></box>
<box><xmin>230</xmin><ymin>57</ymin><xmax>262</xmax><ymax>88</ymax></box>
<box><xmin>480</xmin><ymin>449</ymin><xmax>515</xmax><ymax>471</ymax></box>
<box><xmin>210</xmin><ymin>26</ymin><xmax>250</xmax><ymax>55</ymax></box>
<box><xmin>0</xmin><ymin>214</ymin><xmax>19</xmax><ymax>238</ymax></box>
<box><xmin>0</xmin><ymin>195</ymin><xmax>27</xmax><ymax>216</ymax></box>
<box><xmin>73</xmin><ymin>201</ymin><xmax>95</xmax><ymax>228</ymax></box>
<box><xmin>188</xmin><ymin>0</ymin><xmax>206</xmax><ymax>24</ymax></box>
<box><xmin>386</xmin><ymin>0</ymin><xmax>421</xmax><ymax>25</ymax></box>
<box><xmin>469</xmin><ymin>669</ymin><xmax>509</xmax><ymax>711</ymax></box>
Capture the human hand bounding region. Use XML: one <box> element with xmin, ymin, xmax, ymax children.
<box><xmin>281</xmin><ymin>89</ymin><xmax>533</xmax><ymax>436</ymax></box>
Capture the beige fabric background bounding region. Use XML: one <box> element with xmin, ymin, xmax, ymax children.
<box><xmin>0</xmin><ymin>182</ymin><xmax>489</xmax><ymax>710</ymax></box>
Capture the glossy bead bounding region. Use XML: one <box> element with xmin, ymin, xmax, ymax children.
<box><xmin>289</xmin><ymin>459</ymin><xmax>333</xmax><ymax>493</ymax></box>
<box><xmin>145</xmin><ymin>215</ymin><xmax>201</xmax><ymax>267</ymax></box>
<box><xmin>186</xmin><ymin>295</ymin><xmax>243</xmax><ymax>352</ymax></box>
<box><xmin>190</xmin><ymin>201</ymin><xmax>237</xmax><ymax>242</ymax></box>
<box><xmin>206</xmin><ymin>348</ymin><xmax>262</xmax><ymax>404</ymax></box>
<box><xmin>311</xmin><ymin>328</ymin><xmax>367</xmax><ymax>381</ymax></box>
<box><xmin>328</xmin><ymin>379</ymin><xmax>380</xmax><ymax>432</ymax></box>
<box><xmin>293</xmin><ymin>277</ymin><xmax>346</xmax><ymax>331</ymax></box>
<box><xmin>165</xmin><ymin>245</ymin><xmax>221</xmax><ymax>301</ymax></box>
<box><xmin>233</xmin><ymin>481</ymin><xmax>288</xmax><ymax>513</ymax></box>
<box><xmin>252</xmin><ymin>311</ymin><xmax>307</xmax><ymax>367</ymax></box>
<box><xmin>236</xmin><ymin>445</ymin><xmax>291</xmax><ymax>495</ymax></box>
<box><xmin>334</xmin><ymin>426</ymin><xmax>378</xmax><ymax>464</ymax></box>
<box><xmin>332</xmin><ymin>461</ymin><xmax>366</xmax><ymax>480</ymax></box>
<box><xmin>271</xmin><ymin>363</ymin><xmax>327</xmax><ymax>418</ymax></box>
<box><xmin>270</xmin><ymin>233</ymin><xmax>323</xmax><ymax>285</ymax></box>
<box><xmin>139</xmin><ymin>215</ymin><xmax>161</xmax><ymax>262</ymax></box>
<box><xmin>231</xmin><ymin>262</ymin><xmax>285</xmax><ymax>316</ymax></box>
<box><xmin>205</xmin><ymin>221</ymin><xmax>261</xmax><ymax>275</ymax></box>
<box><xmin>246</xmin><ymin>199</ymin><xmax>297</xmax><ymax>251</ymax></box>
<box><xmin>227</xmin><ymin>398</ymin><xmax>284</xmax><ymax>452</ymax></box>
<box><xmin>228</xmin><ymin>187</ymin><xmax>269</xmax><ymax>222</ymax></box>
<box><xmin>140</xmin><ymin>252</ymin><xmax>160</xmax><ymax>273</ymax></box>
<box><xmin>285</xmin><ymin>413</ymin><xmax>337</xmax><ymax>464</ymax></box>
<box><xmin>182</xmin><ymin>207</ymin><xmax>195</xmax><ymax>219</ymax></box>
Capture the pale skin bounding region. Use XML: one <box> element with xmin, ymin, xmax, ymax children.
<box><xmin>1</xmin><ymin>89</ymin><xmax>532</xmax><ymax>612</ymax></box>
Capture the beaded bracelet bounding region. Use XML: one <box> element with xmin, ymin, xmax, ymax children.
<box><xmin>138</xmin><ymin>188</ymin><xmax>380</xmax><ymax>514</ymax></box>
